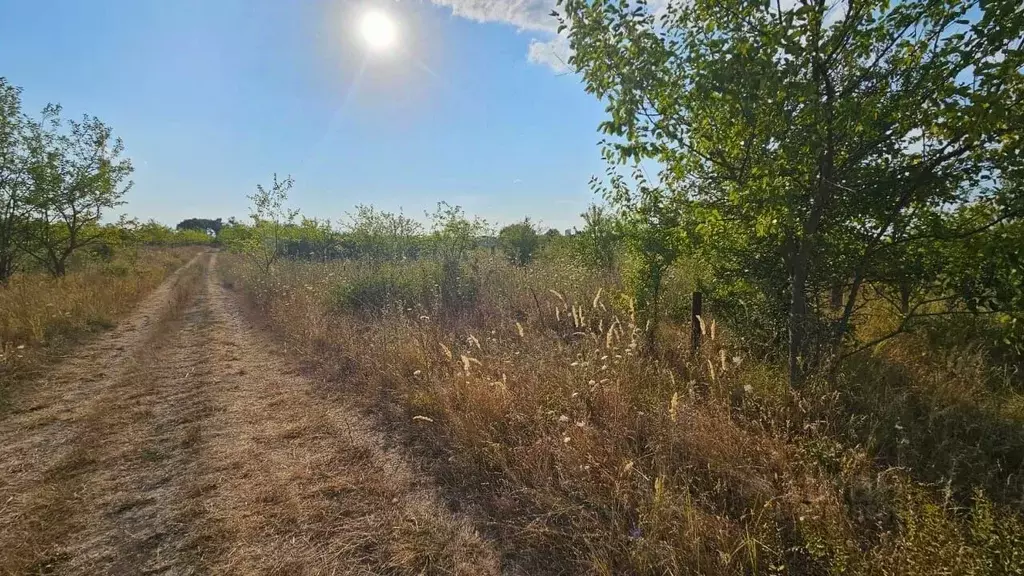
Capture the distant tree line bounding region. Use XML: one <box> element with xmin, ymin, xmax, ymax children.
<box><xmin>176</xmin><ymin>217</ymin><xmax>222</xmax><ymax>236</ymax></box>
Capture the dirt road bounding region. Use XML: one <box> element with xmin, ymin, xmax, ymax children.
<box><xmin>0</xmin><ymin>253</ymin><xmax>498</xmax><ymax>575</ymax></box>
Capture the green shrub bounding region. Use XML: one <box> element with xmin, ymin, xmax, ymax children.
<box><xmin>328</xmin><ymin>264</ymin><xmax>435</xmax><ymax>315</ymax></box>
<box><xmin>498</xmin><ymin>220</ymin><xmax>540</xmax><ymax>266</ymax></box>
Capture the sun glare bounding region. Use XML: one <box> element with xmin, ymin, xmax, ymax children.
<box><xmin>360</xmin><ymin>11</ymin><xmax>397</xmax><ymax>51</ymax></box>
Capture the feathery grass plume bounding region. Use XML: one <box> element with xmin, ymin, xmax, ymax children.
<box><xmin>669</xmin><ymin>391</ymin><xmax>680</xmax><ymax>423</ymax></box>
<box><xmin>467</xmin><ymin>333</ymin><xmax>481</xmax><ymax>350</ymax></box>
<box><xmin>439</xmin><ymin>342</ymin><xmax>453</xmax><ymax>360</ymax></box>
<box><xmin>592</xmin><ymin>287</ymin><xmax>603</xmax><ymax>310</ymax></box>
<box><xmin>549</xmin><ymin>289</ymin><xmax>566</xmax><ymax>305</ymax></box>
<box><xmin>515</xmin><ymin>321</ymin><xmax>524</xmax><ymax>337</ymax></box>
<box><xmin>622</xmin><ymin>460</ymin><xmax>634</xmax><ymax>477</ymax></box>
<box><xmin>412</xmin><ymin>415</ymin><xmax>435</xmax><ymax>423</ymax></box>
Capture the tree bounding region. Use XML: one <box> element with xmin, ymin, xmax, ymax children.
<box><xmin>576</xmin><ymin>204</ymin><xmax>620</xmax><ymax>272</ymax></box>
<box><xmin>0</xmin><ymin>78</ymin><xmax>30</xmax><ymax>284</ymax></box>
<box><xmin>342</xmin><ymin>205</ymin><xmax>421</xmax><ymax>263</ymax></box>
<box><xmin>176</xmin><ymin>217</ymin><xmax>222</xmax><ymax>236</ymax></box>
<box><xmin>428</xmin><ymin>202</ymin><xmax>489</xmax><ymax>264</ymax></box>
<box><xmin>21</xmin><ymin>105</ymin><xmax>133</xmax><ymax>277</ymax></box>
<box><xmin>245</xmin><ymin>174</ymin><xmax>298</xmax><ymax>274</ymax></box>
<box><xmin>135</xmin><ymin>220</ymin><xmax>175</xmax><ymax>245</ymax></box>
<box><xmin>289</xmin><ymin>217</ymin><xmax>336</xmax><ymax>261</ymax></box>
<box><xmin>561</xmin><ymin>0</ymin><xmax>1024</xmax><ymax>385</ymax></box>
<box><xmin>498</xmin><ymin>218</ymin><xmax>540</xmax><ymax>265</ymax></box>
<box><xmin>428</xmin><ymin>202</ymin><xmax>489</xmax><ymax>312</ymax></box>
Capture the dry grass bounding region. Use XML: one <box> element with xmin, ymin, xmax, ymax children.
<box><xmin>0</xmin><ymin>251</ymin><xmax>211</xmax><ymax>574</ymax></box>
<box><xmin>0</xmin><ymin>247</ymin><xmax>198</xmax><ymax>404</ymax></box>
<box><xmin>1</xmin><ymin>252</ymin><xmax>497</xmax><ymax>574</ymax></box>
<box><xmin>223</xmin><ymin>254</ymin><xmax>1024</xmax><ymax>575</ymax></box>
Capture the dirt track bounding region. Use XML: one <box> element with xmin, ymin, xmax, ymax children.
<box><xmin>0</xmin><ymin>253</ymin><xmax>498</xmax><ymax>575</ymax></box>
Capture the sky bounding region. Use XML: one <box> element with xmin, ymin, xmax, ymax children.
<box><xmin>0</xmin><ymin>0</ymin><xmax>606</xmax><ymax>232</ymax></box>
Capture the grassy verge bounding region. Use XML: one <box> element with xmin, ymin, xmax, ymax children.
<box><xmin>0</xmin><ymin>247</ymin><xmax>200</xmax><ymax>405</ymax></box>
<box><xmin>223</xmin><ymin>254</ymin><xmax>1024</xmax><ymax>575</ymax></box>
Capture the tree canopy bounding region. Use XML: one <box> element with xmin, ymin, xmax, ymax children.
<box><xmin>561</xmin><ymin>0</ymin><xmax>1024</xmax><ymax>384</ymax></box>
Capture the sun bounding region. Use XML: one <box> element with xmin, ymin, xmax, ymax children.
<box><xmin>360</xmin><ymin>11</ymin><xmax>397</xmax><ymax>51</ymax></box>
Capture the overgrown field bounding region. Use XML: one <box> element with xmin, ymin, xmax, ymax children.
<box><xmin>223</xmin><ymin>252</ymin><xmax>1024</xmax><ymax>575</ymax></box>
<box><xmin>1</xmin><ymin>247</ymin><xmax>199</xmax><ymax>401</ymax></box>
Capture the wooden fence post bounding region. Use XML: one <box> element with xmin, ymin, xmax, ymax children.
<box><xmin>691</xmin><ymin>291</ymin><xmax>702</xmax><ymax>354</ymax></box>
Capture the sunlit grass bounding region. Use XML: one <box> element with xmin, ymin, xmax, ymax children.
<box><xmin>0</xmin><ymin>247</ymin><xmax>198</xmax><ymax>400</ymax></box>
<box><xmin>223</xmin><ymin>253</ymin><xmax>1024</xmax><ymax>574</ymax></box>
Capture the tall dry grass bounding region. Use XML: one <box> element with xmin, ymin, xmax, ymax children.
<box><xmin>222</xmin><ymin>253</ymin><xmax>1024</xmax><ymax>575</ymax></box>
<box><xmin>1</xmin><ymin>247</ymin><xmax>199</xmax><ymax>402</ymax></box>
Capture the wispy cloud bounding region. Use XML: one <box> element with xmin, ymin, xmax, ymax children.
<box><xmin>429</xmin><ymin>0</ymin><xmax>558</xmax><ymax>32</ymax></box>
<box><xmin>527</xmin><ymin>36</ymin><xmax>572</xmax><ymax>73</ymax></box>
<box><xmin>429</xmin><ymin>0</ymin><xmax>849</xmax><ymax>72</ymax></box>
<box><xmin>429</xmin><ymin>0</ymin><xmax>569</xmax><ymax>71</ymax></box>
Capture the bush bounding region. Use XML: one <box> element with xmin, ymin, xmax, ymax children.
<box><xmin>328</xmin><ymin>263</ymin><xmax>436</xmax><ymax>315</ymax></box>
<box><xmin>498</xmin><ymin>220</ymin><xmax>540</xmax><ymax>266</ymax></box>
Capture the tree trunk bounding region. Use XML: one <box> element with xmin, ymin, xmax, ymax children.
<box><xmin>829</xmin><ymin>284</ymin><xmax>843</xmax><ymax>310</ymax></box>
<box><xmin>789</xmin><ymin>261</ymin><xmax>809</xmax><ymax>388</ymax></box>
<box><xmin>899</xmin><ymin>281</ymin><xmax>912</xmax><ymax>315</ymax></box>
<box><xmin>690</xmin><ymin>291</ymin><xmax>703</xmax><ymax>354</ymax></box>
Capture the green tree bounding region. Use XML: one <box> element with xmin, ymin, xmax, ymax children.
<box><xmin>0</xmin><ymin>78</ymin><xmax>30</xmax><ymax>284</ymax></box>
<box><xmin>428</xmin><ymin>202</ymin><xmax>489</xmax><ymax>312</ymax></box>
<box><xmin>175</xmin><ymin>217</ymin><xmax>222</xmax><ymax>236</ymax></box>
<box><xmin>245</xmin><ymin>173</ymin><xmax>298</xmax><ymax>274</ymax></box>
<box><xmin>135</xmin><ymin>220</ymin><xmax>175</xmax><ymax>245</ymax></box>
<box><xmin>605</xmin><ymin>168</ymin><xmax>686</xmax><ymax>346</ymax></box>
<box><xmin>294</xmin><ymin>216</ymin><xmax>336</xmax><ymax>261</ymax></box>
<box><xmin>561</xmin><ymin>0</ymin><xmax>1024</xmax><ymax>385</ymax></box>
<box><xmin>20</xmin><ymin>104</ymin><xmax>133</xmax><ymax>277</ymax></box>
<box><xmin>576</xmin><ymin>203</ymin><xmax>620</xmax><ymax>272</ymax></box>
<box><xmin>342</xmin><ymin>205</ymin><xmax>421</xmax><ymax>263</ymax></box>
<box><xmin>498</xmin><ymin>218</ymin><xmax>540</xmax><ymax>265</ymax></box>
<box><xmin>218</xmin><ymin>218</ymin><xmax>254</xmax><ymax>251</ymax></box>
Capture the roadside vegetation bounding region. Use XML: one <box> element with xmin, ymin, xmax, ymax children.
<box><xmin>219</xmin><ymin>192</ymin><xmax>1024</xmax><ymax>574</ymax></box>
<box><xmin>9</xmin><ymin>182</ymin><xmax>1024</xmax><ymax>574</ymax></box>
<box><xmin>0</xmin><ymin>77</ymin><xmax>211</xmax><ymax>403</ymax></box>
<box><xmin>217</xmin><ymin>0</ymin><xmax>1024</xmax><ymax>572</ymax></box>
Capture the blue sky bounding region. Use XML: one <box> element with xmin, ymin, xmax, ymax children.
<box><xmin>0</xmin><ymin>0</ymin><xmax>606</xmax><ymax>232</ymax></box>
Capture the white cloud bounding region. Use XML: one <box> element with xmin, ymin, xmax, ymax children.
<box><xmin>527</xmin><ymin>36</ymin><xmax>572</xmax><ymax>73</ymax></box>
<box><xmin>430</xmin><ymin>0</ymin><xmax>574</xmax><ymax>71</ymax></box>
<box><xmin>429</xmin><ymin>0</ymin><xmax>558</xmax><ymax>32</ymax></box>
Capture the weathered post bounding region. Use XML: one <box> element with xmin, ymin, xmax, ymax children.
<box><xmin>691</xmin><ymin>291</ymin><xmax>702</xmax><ymax>354</ymax></box>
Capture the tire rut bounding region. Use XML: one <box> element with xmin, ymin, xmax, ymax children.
<box><xmin>0</xmin><ymin>253</ymin><xmax>208</xmax><ymax>574</ymax></box>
